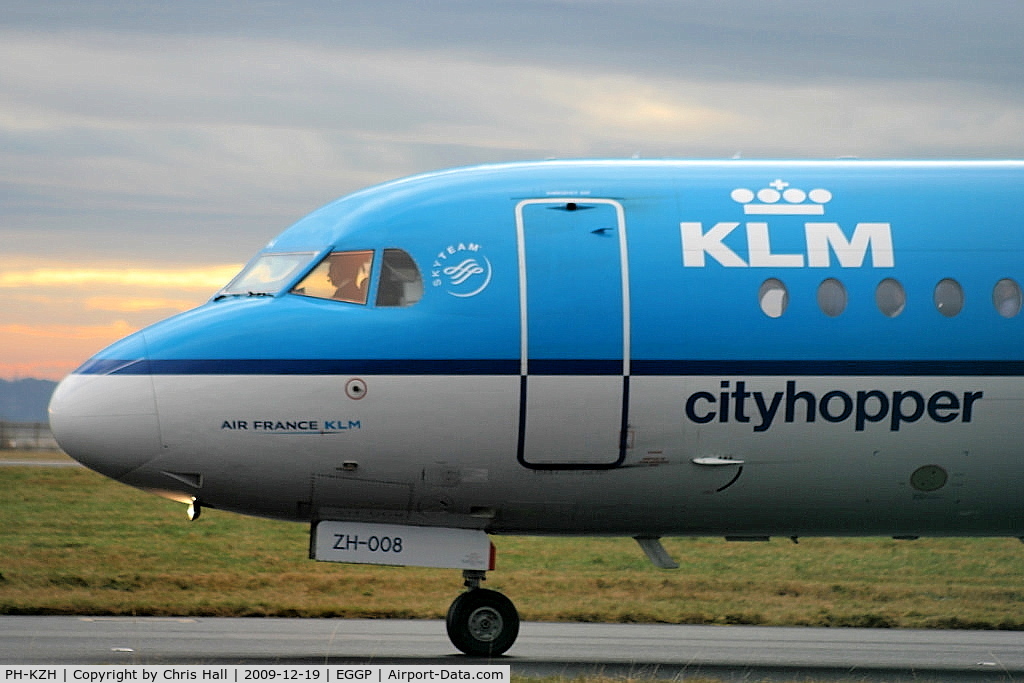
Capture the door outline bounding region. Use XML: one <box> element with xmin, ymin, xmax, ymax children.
<box><xmin>514</xmin><ymin>198</ymin><xmax>631</xmax><ymax>470</ymax></box>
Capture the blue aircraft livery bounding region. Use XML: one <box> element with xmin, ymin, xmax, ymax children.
<box><xmin>49</xmin><ymin>160</ymin><xmax>1024</xmax><ymax>655</ymax></box>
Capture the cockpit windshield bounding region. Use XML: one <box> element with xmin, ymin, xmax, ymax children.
<box><xmin>216</xmin><ymin>252</ymin><xmax>317</xmax><ymax>298</ymax></box>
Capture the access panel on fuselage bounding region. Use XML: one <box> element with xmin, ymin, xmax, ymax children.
<box><xmin>515</xmin><ymin>199</ymin><xmax>630</xmax><ymax>468</ymax></box>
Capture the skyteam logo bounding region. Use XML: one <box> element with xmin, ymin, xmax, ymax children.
<box><xmin>681</xmin><ymin>180</ymin><xmax>894</xmax><ymax>268</ymax></box>
<box><xmin>432</xmin><ymin>242</ymin><xmax>493</xmax><ymax>298</ymax></box>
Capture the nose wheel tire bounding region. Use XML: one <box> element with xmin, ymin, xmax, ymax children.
<box><xmin>446</xmin><ymin>588</ymin><xmax>519</xmax><ymax>656</ymax></box>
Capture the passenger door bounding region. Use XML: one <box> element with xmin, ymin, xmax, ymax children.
<box><xmin>515</xmin><ymin>199</ymin><xmax>630</xmax><ymax>469</ymax></box>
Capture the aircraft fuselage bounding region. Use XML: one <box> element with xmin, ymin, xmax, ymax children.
<box><xmin>51</xmin><ymin>160</ymin><xmax>1024</xmax><ymax>539</ymax></box>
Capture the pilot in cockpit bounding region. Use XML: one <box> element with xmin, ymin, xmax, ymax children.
<box><xmin>327</xmin><ymin>251</ymin><xmax>373</xmax><ymax>303</ymax></box>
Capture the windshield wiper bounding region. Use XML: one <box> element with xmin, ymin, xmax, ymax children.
<box><xmin>212</xmin><ymin>291</ymin><xmax>274</xmax><ymax>302</ymax></box>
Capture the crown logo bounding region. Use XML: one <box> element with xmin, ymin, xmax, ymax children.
<box><xmin>731</xmin><ymin>179</ymin><xmax>832</xmax><ymax>215</ymax></box>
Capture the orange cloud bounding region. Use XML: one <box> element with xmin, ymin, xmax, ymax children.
<box><xmin>84</xmin><ymin>296</ymin><xmax>199</xmax><ymax>312</ymax></box>
<box><xmin>0</xmin><ymin>260</ymin><xmax>243</xmax><ymax>380</ymax></box>
<box><xmin>0</xmin><ymin>321</ymin><xmax>139</xmax><ymax>380</ymax></box>
<box><xmin>0</xmin><ymin>321</ymin><xmax>137</xmax><ymax>340</ymax></box>
<box><xmin>0</xmin><ymin>265</ymin><xmax>241</xmax><ymax>290</ymax></box>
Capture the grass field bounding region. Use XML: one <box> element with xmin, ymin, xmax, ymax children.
<box><xmin>2</xmin><ymin>450</ymin><xmax>1023</xmax><ymax>630</ymax></box>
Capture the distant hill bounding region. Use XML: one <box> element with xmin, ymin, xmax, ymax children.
<box><xmin>0</xmin><ymin>378</ymin><xmax>58</xmax><ymax>423</ymax></box>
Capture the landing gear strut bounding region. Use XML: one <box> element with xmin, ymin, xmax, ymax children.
<box><xmin>446</xmin><ymin>570</ymin><xmax>520</xmax><ymax>656</ymax></box>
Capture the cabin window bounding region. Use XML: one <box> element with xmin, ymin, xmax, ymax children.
<box><xmin>993</xmin><ymin>279</ymin><xmax>1022</xmax><ymax>318</ymax></box>
<box><xmin>875</xmin><ymin>278</ymin><xmax>906</xmax><ymax>318</ymax></box>
<box><xmin>758</xmin><ymin>278</ymin><xmax>788</xmax><ymax>318</ymax></box>
<box><xmin>218</xmin><ymin>252</ymin><xmax>316</xmax><ymax>297</ymax></box>
<box><xmin>376</xmin><ymin>249</ymin><xmax>424</xmax><ymax>307</ymax></box>
<box><xmin>933</xmin><ymin>278</ymin><xmax>964</xmax><ymax>318</ymax></box>
<box><xmin>291</xmin><ymin>250</ymin><xmax>374</xmax><ymax>304</ymax></box>
<box><xmin>816</xmin><ymin>278</ymin><xmax>847</xmax><ymax>317</ymax></box>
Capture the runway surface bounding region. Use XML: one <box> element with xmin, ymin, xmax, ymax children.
<box><xmin>2</xmin><ymin>617</ymin><xmax>1023</xmax><ymax>681</ymax></box>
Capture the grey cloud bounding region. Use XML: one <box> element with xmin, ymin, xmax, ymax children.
<box><xmin>4</xmin><ymin>1</ymin><xmax>1023</xmax><ymax>85</ymax></box>
<box><xmin>2</xmin><ymin>1</ymin><xmax>1024</xmax><ymax>264</ymax></box>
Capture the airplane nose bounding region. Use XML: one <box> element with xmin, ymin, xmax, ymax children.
<box><xmin>49</xmin><ymin>362</ymin><xmax>163</xmax><ymax>481</ymax></box>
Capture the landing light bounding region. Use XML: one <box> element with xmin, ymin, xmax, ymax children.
<box><xmin>186</xmin><ymin>498</ymin><xmax>202</xmax><ymax>522</ymax></box>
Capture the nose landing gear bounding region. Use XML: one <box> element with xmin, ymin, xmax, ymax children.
<box><xmin>446</xmin><ymin>570</ymin><xmax>520</xmax><ymax>656</ymax></box>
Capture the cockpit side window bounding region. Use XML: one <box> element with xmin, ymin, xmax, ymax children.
<box><xmin>376</xmin><ymin>249</ymin><xmax>424</xmax><ymax>307</ymax></box>
<box><xmin>291</xmin><ymin>250</ymin><xmax>374</xmax><ymax>304</ymax></box>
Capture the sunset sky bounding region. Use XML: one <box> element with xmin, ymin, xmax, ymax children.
<box><xmin>4</xmin><ymin>1</ymin><xmax>1024</xmax><ymax>379</ymax></box>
